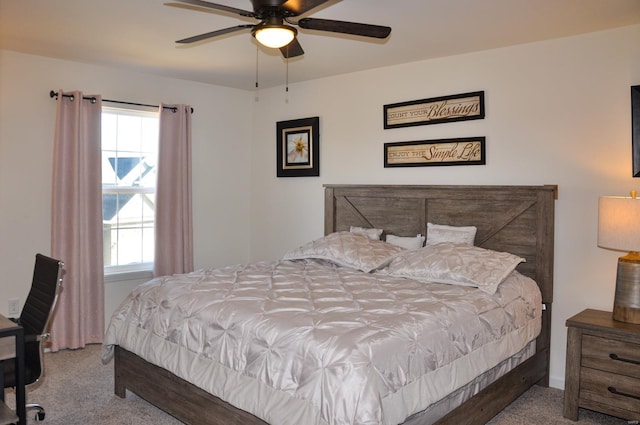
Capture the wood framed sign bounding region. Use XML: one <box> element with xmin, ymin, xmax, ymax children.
<box><xmin>384</xmin><ymin>91</ymin><xmax>485</xmax><ymax>129</ymax></box>
<box><xmin>384</xmin><ymin>137</ymin><xmax>485</xmax><ymax>167</ymax></box>
<box><xmin>276</xmin><ymin>116</ymin><xmax>320</xmax><ymax>177</ymax></box>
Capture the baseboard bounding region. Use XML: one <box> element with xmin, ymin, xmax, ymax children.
<box><xmin>548</xmin><ymin>375</ymin><xmax>564</xmax><ymax>390</ymax></box>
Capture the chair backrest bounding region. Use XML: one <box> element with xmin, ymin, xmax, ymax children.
<box><xmin>19</xmin><ymin>254</ymin><xmax>64</xmax><ymax>339</ymax></box>
<box><xmin>3</xmin><ymin>254</ymin><xmax>64</xmax><ymax>388</ymax></box>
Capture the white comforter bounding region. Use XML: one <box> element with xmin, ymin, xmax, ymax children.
<box><xmin>103</xmin><ymin>259</ymin><xmax>541</xmax><ymax>425</ymax></box>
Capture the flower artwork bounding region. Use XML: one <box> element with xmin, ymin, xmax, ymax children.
<box><xmin>287</xmin><ymin>133</ymin><xmax>309</xmax><ymax>164</ymax></box>
<box><xmin>276</xmin><ymin>117</ymin><xmax>319</xmax><ymax>177</ymax></box>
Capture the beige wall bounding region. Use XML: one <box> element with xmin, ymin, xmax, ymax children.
<box><xmin>249</xmin><ymin>25</ymin><xmax>640</xmax><ymax>389</ymax></box>
<box><xmin>1</xmin><ymin>23</ymin><xmax>639</xmax><ymax>391</ymax></box>
<box><xmin>0</xmin><ymin>50</ymin><xmax>253</xmax><ymax>324</ymax></box>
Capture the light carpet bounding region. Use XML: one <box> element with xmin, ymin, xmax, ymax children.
<box><xmin>3</xmin><ymin>344</ymin><xmax>630</xmax><ymax>424</ymax></box>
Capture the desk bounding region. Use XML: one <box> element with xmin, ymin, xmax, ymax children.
<box><xmin>0</xmin><ymin>315</ymin><xmax>25</xmax><ymax>425</ymax></box>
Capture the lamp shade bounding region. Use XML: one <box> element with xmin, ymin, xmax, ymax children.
<box><xmin>598</xmin><ymin>196</ymin><xmax>640</xmax><ymax>253</ymax></box>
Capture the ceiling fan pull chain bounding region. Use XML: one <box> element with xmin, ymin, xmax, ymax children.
<box><xmin>285</xmin><ymin>46</ymin><xmax>289</xmax><ymax>94</ymax></box>
<box><xmin>255</xmin><ymin>43</ymin><xmax>259</xmax><ymax>89</ymax></box>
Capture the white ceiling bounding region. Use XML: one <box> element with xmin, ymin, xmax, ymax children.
<box><xmin>2</xmin><ymin>0</ymin><xmax>640</xmax><ymax>90</ymax></box>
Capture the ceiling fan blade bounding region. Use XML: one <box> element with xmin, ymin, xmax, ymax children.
<box><xmin>298</xmin><ymin>18</ymin><xmax>391</xmax><ymax>39</ymax></box>
<box><xmin>280</xmin><ymin>37</ymin><xmax>304</xmax><ymax>58</ymax></box>
<box><xmin>176</xmin><ymin>25</ymin><xmax>254</xmax><ymax>43</ymax></box>
<box><xmin>282</xmin><ymin>0</ymin><xmax>332</xmax><ymax>16</ymax></box>
<box><xmin>171</xmin><ymin>0</ymin><xmax>255</xmax><ymax>17</ymax></box>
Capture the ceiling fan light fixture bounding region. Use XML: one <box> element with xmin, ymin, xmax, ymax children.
<box><xmin>253</xmin><ymin>24</ymin><xmax>297</xmax><ymax>49</ymax></box>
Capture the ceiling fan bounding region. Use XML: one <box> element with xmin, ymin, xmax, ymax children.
<box><xmin>168</xmin><ymin>0</ymin><xmax>392</xmax><ymax>58</ymax></box>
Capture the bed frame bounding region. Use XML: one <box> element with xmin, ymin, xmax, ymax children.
<box><xmin>114</xmin><ymin>184</ymin><xmax>557</xmax><ymax>425</ymax></box>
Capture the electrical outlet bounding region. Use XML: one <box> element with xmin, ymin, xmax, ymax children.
<box><xmin>8</xmin><ymin>298</ymin><xmax>20</xmax><ymax>316</ymax></box>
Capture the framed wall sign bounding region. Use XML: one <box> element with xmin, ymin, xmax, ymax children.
<box><xmin>632</xmin><ymin>85</ymin><xmax>640</xmax><ymax>177</ymax></box>
<box><xmin>276</xmin><ymin>116</ymin><xmax>320</xmax><ymax>177</ymax></box>
<box><xmin>384</xmin><ymin>91</ymin><xmax>485</xmax><ymax>129</ymax></box>
<box><xmin>384</xmin><ymin>137</ymin><xmax>486</xmax><ymax>167</ymax></box>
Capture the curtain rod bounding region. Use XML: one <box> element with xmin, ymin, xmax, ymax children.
<box><xmin>49</xmin><ymin>90</ymin><xmax>194</xmax><ymax>114</ymax></box>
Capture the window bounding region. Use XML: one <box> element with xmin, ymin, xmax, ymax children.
<box><xmin>101</xmin><ymin>107</ymin><xmax>159</xmax><ymax>276</ymax></box>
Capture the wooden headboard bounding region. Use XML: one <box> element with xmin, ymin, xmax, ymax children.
<box><xmin>324</xmin><ymin>184</ymin><xmax>557</xmax><ymax>376</ymax></box>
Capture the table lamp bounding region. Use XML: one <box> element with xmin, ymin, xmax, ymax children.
<box><xmin>598</xmin><ymin>191</ymin><xmax>640</xmax><ymax>324</ymax></box>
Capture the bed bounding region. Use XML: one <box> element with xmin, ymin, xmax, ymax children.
<box><xmin>103</xmin><ymin>184</ymin><xmax>557</xmax><ymax>425</ymax></box>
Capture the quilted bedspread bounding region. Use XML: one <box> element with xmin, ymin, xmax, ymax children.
<box><xmin>103</xmin><ymin>259</ymin><xmax>541</xmax><ymax>425</ymax></box>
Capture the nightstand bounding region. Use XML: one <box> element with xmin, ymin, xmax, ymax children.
<box><xmin>564</xmin><ymin>309</ymin><xmax>640</xmax><ymax>421</ymax></box>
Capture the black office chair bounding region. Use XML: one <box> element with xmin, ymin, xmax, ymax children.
<box><xmin>2</xmin><ymin>253</ymin><xmax>64</xmax><ymax>421</ymax></box>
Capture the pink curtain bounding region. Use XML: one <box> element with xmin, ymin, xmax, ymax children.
<box><xmin>50</xmin><ymin>90</ymin><xmax>104</xmax><ymax>351</ymax></box>
<box><xmin>153</xmin><ymin>104</ymin><xmax>194</xmax><ymax>277</ymax></box>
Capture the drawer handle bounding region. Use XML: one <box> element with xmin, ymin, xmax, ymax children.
<box><xmin>608</xmin><ymin>386</ymin><xmax>640</xmax><ymax>401</ymax></box>
<box><xmin>609</xmin><ymin>353</ymin><xmax>640</xmax><ymax>366</ymax></box>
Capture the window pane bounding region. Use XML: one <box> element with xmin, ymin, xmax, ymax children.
<box><xmin>116</xmin><ymin>114</ymin><xmax>142</xmax><ymax>152</ymax></box>
<box><xmin>141</xmin><ymin>116</ymin><xmax>159</xmax><ymax>152</ymax></box>
<box><xmin>102</xmin><ymin>113</ymin><xmax>118</xmax><ymax>151</ymax></box>
<box><xmin>117</xmin><ymin>226</ymin><xmax>143</xmax><ymax>265</ymax></box>
<box><xmin>142</xmin><ymin>221</ymin><xmax>154</xmax><ymax>263</ymax></box>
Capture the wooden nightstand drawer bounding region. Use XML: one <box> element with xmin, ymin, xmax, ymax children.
<box><xmin>582</xmin><ymin>335</ymin><xmax>640</xmax><ymax>378</ymax></box>
<box><xmin>580</xmin><ymin>368</ymin><xmax>640</xmax><ymax>418</ymax></box>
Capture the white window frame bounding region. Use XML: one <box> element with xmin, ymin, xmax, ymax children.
<box><xmin>101</xmin><ymin>106</ymin><xmax>159</xmax><ymax>281</ymax></box>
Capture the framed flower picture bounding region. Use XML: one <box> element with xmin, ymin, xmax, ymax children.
<box><xmin>276</xmin><ymin>116</ymin><xmax>320</xmax><ymax>177</ymax></box>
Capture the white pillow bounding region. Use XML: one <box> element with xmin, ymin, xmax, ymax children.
<box><xmin>283</xmin><ymin>231</ymin><xmax>405</xmax><ymax>273</ymax></box>
<box><xmin>386</xmin><ymin>234</ymin><xmax>425</xmax><ymax>250</ymax></box>
<box><xmin>350</xmin><ymin>226</ymin><xmax>383</xmax><ymax>240</ymax></box>
<box><xmin>426</xmin><ymin>223</ymin><xmax>477</xmax><ymax>245</ymax></box>
<box><xmin>380</xmin><ymin>242</ymin><xmax>525</xmax><ymax>294</ymax></box>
